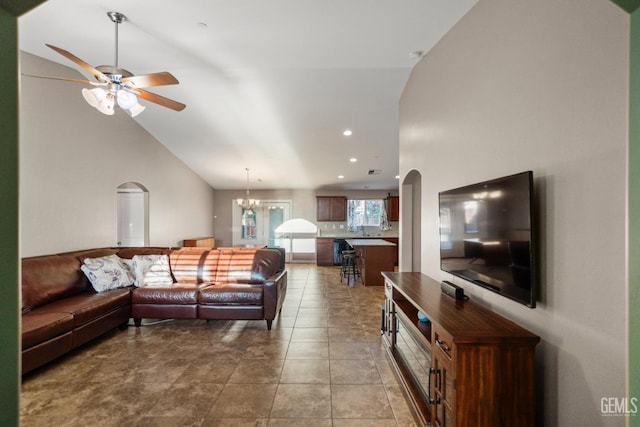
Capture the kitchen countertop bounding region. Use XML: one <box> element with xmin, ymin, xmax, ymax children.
<box><xmin>317</xmin><ymin>234</ymin><xmax>399</xmax><ymax>239</ymax></box>
<box><xmin>346</xmin><ymin>239</ymin><xmax>397</xmax><ymax>247</ymax></box>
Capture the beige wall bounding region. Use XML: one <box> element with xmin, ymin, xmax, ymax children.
<box><xmin>399</xmin><ymin>0</ymin><xmax>628</xmax><ymax>425</ymax></box>
<box><xmin>19</xmin><ymin>52</ymin><xmax>216</xmax><ymax>257</ymax></box>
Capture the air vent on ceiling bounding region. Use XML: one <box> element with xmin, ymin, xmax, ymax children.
<box><xmin>368</xmin><ymin>169</ymin><xmax>382</xmax><ymax>175</ymax></box>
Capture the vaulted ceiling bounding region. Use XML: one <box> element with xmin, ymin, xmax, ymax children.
<box><xmin>19</xmin><ymin>0</ymin><xmax>477</xmax><ymax>190</ymax></box>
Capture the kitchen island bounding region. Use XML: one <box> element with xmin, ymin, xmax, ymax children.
<box><xmin>346</xmin><ymin>239</ymin><xmax>397</xmax><ymax>286</ymax></box>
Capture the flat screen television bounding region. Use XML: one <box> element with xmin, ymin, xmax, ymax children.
<box><xmin>439</xmin><ymin>171</ymin><xmax>536</xmax><ymax>307</ymax></box>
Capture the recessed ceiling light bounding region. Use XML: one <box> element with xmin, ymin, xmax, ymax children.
<box><xmin>343</xmin><ymin>129</ymin><xmax>353</xmax><ymax>136</ymax></box>
<box><xmin>349</xmin><ymin>158</ymin><xmax>357</xmax><ymax>163</ymax></box>
<box><xmin>338</xmin><ymin>175</ymin><xmax>344</xmax><ymax>179</ymax></box>
<box><xmin>197</xmin><ymin>22</ymin><xmax>208</xmax><ymax>29</ymax></box>
<box><xmin>395</xmin><ymin>175</ymin><xmax>400</xmax><ymax>179</ymax></box>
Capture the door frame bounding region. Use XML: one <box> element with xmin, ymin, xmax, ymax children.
<box><xmin>117</xmin><ymin>182</ymin><xmax>149</xmax><ymax>247</ymax></box>
<box><xmin>231</xmin><ymin>200</ymin><xmax>292</xmax><ymax>247</ymax></box>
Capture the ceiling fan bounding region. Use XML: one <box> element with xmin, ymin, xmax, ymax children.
<box><xmin>24</xmin><ymin>11</ymin><xmax>186</xmax><ymax>117</ymax></box>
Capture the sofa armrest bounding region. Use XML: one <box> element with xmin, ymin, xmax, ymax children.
<box><xmin>263</xmin><ymin>270</ymin><xmax>287</xmax><ymax>321</ymax></box>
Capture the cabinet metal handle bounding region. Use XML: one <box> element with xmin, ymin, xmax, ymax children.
<box><xmin>436</xmin><ymin>338</ymin><xmax>450</xmax><ymax>353</ymax></box>
<box><xmin>428</xmin><ymin>368</ymin><xmax>437</xmax><ymax>405</ymax></box>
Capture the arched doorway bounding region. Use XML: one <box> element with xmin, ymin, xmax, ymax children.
<box><xmin>117</xmin><ymin>182</ymin><xmax>149</xmax><ymax>246</ymax></box>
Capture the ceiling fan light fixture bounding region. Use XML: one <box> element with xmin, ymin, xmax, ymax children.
<box><xmin>128</xmin><ymin>102</ymin><xmax>146</xmax><ymax>118</ymax></box>
<box><xmin>116</xmin><ymin>89</ymin><xmax>137</xmax><ymax>110</ymax></box>
<box><xmin>96</xmin><ymin>92</ymin><xmax>115</xmax><ymax>115</ymax></box>
<box><xmin>81</xmin><ymin>87</ymin><xmax>105</xmax><ymax>108</ymax></box>
<box><xmin>39</xmin><ymin>10</ymin><xmax>185</xmax><ymax>117</ymax></box>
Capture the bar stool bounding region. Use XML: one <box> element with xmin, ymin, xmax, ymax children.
<box><xmin>340</xmin><ymin>249</ymin><xmax>362</xmax><ymax>284</ymax></box>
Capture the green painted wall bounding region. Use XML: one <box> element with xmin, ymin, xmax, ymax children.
<box><xmin>0</xmin><ymin>1</ymin><xmax>45</xmax><ymax>425</ymax></box>
<box><xmin>0</xmin><ymin>7</ymin><xmax>19</xmax><ymax>427</ymax></box>
<box><xmin>609</xmin><ymin>3</ymin><xmax>640</xmax><ymax>423</ymax></box>
<box><xmin>630</xmin><ymin>9</ymin><xmax>640</xmax><ymax>426</ymax></box>
<box><xmin>612</xmin><ymin>0</ymin><xmax>640</xmax><ymax>13</ymax></box>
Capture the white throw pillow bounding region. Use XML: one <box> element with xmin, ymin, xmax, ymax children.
<box><xmin>81</xmin><ymin>254</ymin><xmax>134</xmax><ymax>293</ymax></box>
<box><xmin>131</xmin><ymin>254</ymin><xmax>173</xmax><ymax>287</ymax></box>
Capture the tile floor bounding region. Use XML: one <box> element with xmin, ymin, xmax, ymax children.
<box><xmin>20</xmin><ymin>264</ymin><xmax>419</xmax><ymax>426</ymax></box>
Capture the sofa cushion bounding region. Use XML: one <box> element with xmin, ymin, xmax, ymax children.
<box><xmin>81</xmin><ymin>255</ymin><xmax>134</xmax><ymax>292</ymax></box>
<box><xmin>22</xmin><ymin>255</ymin><xmax>87</xmax><ymax>313</ymax></box>
<box><xmin>116</xmin><ymin>247</ymin><xmax>169</xmax><ymax>259</ymax></box>
<box><xmin>215</xmin><ymin>248</ymin><xmax>259</xmax><ymax>283</ymax></box>
<box><xmin>36</xmin><ymin>288</ymin><xmax>131</xmax><ymax>326</ymax></box>
<box><xmin>131</xmin><ymin>254</ymin><xmax>173</xmax><ymax>287</ymax></box>
<box><xmin>199</xmin><ymin>283</ymin><xmax>263</xmax><ymax>305</ymax></box>
<box><xmin>252</xmin><ymin>249</ymin><xmax>284</xmax><ymax>281</ymax></box>
<box><xmin>131</xmin><ymin>284</ymin><xmax>204</xmax><ymax>305</ymax></box>
<box><xmin>199</xmin><ymin>250</ymin><xmax>221</xmax><ymax>283</ymax></box>
<box><xmin>168</xmin><ymin>248</ymin><xmax>210</xmax><ymax>284</ymax></box>
<box><xmin>22</xmin><ymin>311</ymin><xmax>74</xmax><ymax>350</ymax></box>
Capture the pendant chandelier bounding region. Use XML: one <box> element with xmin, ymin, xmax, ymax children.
<box><xmin>237</xmin><ymin>168</ymin><xmax>260</xmax><ymax>210</ymax></box>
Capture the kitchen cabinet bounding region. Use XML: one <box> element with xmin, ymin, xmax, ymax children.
<box><xmin>316</xmin><ymin>196</ymin><xmax>346</xmax><ymax>221</ymax></box>
<box><xmin>316</xmin><ymin>237</ymin><xmax>335</xmax><ymax>266</ymax></box>
<box><xmin>382</xmin><ymin>237</ymin><xmax>399</xmax><ymax>266</ymax></box>
<box><xmin>387</xmin><ymin>196</ymin><xmax>399</xmax><ymax>222</ymax></box>
<box><xmin>346</xmin><ymin>239</ymin><xmax>396</xmax><ymax>286</ymax></box>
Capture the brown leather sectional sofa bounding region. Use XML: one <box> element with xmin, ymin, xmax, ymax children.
<box><xmin>21</xmin><ymin>246</ymin><xmax>287</xmax><ymax>374</ymax></box>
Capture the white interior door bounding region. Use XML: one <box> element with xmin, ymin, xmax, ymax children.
<box><xmin>117</xmin><ymin>190</ymin><xmax>147</xmax><ymax>246</ymax></box>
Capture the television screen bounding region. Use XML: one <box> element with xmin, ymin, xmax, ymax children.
<box><xmin>439</xmin><ymin>171</ymin><xmax>536</xmax><ymax>307</ymax></box>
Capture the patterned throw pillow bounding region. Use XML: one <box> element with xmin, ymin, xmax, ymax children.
<box><xmin>131</xmin><ymin>254</ymin><xmax>173</xmax><ymax>287</ymax></box>
<box><xmin>81</xmin><ymin>254</ymin><xmax>134</xmax><ymax>293</ymax></box>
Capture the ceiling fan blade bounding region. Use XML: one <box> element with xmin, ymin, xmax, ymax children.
<box><xmin>121</xmin><ymin>72</ymin><xmax>179</xmax><ymax>88</ymax></box>
<box><xmin>46</xmin><ymin>44</ymin><xmax>111</xmax><ymax>83</ymax></box>
<box><xmin>21</xmin><ymin>73</ymin><xmax>107</xmax><ymax>86</ymax></box>
<box><xmin>137</xmin><ymin>89</ymin><xmax>186</xmax><ymax>112</ymax></box>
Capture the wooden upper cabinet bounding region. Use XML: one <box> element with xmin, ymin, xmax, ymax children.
<box><xmin>387</xmin><ymin>196</ymin><xmax>399</xmax><ymax>222</ymax></box>
<box><xmin>316</xmin><ymin>196</ymin><xmax>346</xmax><ymax>221</ymax></box>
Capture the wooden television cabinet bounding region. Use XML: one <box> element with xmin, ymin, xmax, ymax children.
<box><xmin>381</xmin><ymin>272</ymin><xmax>540</xmax><ymax>427</ymax></box>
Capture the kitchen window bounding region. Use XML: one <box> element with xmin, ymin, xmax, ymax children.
<box><xmin>347</xmin><ymin>199</ymin><xmax>383</xmax><ymax>229</ymax></box>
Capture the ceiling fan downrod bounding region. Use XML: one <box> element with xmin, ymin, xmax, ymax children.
<box><xmin>107</xmin><ymin>11</ymin><xmax>126</xmax><ymax>68</ymax></box>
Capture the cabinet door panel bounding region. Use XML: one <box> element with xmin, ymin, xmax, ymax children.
<box><xmin>432</xmin><ymin>354</ymin><xmax>455</xmax><ymax>427</ymax></box>
<box><xmin>330</xmin><ymin>197</ymin><xmax>346</xmax><ymax>221</ymax></box>
<box><xmin>387</xmin><ymin>196</ymin><xmax>399</xmax><ymax>221</ymax></box>
<box><xmin>316</xmin><ymin>238</ymin><xmax>334</xmax><ymax>265</ymax></box>
<box><xmin>316</xmin><ymin>197</ymin><xmax>332</xmax><ymax>221</ymax></box>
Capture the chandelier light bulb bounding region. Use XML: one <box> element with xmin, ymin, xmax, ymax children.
<box><xmin>236</xmin><ymin>168</ymin><xmax>261</xmax><ymax>209</ymax></box>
